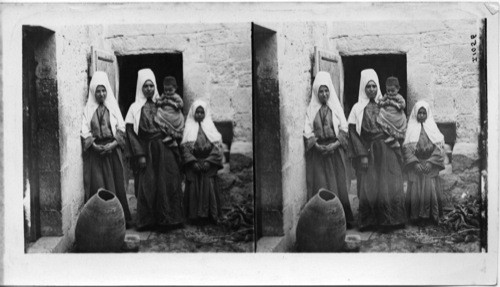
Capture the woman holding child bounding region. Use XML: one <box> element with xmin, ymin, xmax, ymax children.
<box><xmin>403</xmin><ymin>100</ymin><xmax>445</xmax><ymax>225</ymax></box>
<box><xmin>347</xmin><ymin>69</ymin><xmax>406</xmax><ymax>231</ymax></box>
<box><xmin>125</xmin><ymin>68</ymin><xmax>185</xmax><ymax>231</ymax></box>
<box><xmin>304</xmin><ymin>71</ymin><xmax>354</xmax><ymax>227</ymax></box>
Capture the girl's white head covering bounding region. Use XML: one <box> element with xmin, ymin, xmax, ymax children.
<box><xmin>304</xmin><ymin>71</ymin><xmax>347</xmax><ymax>139</ymax></box>
<box><xmin>125</xmin><ymin>68</ymin><xmax>160</xmax><ymax>134</ymax></box>
<box><xmin>181</xmin><ymin>99</ymin><xmax>222</xmax><ymax>144</ymax></box>
<box><xmin>347</xmin><ymin>68</ymin><xmax>383</xmax><ymax>135</ymax></box>
<box><xmin>81</xmin><ymin>71</ymin><xmax>125</xmax><ymax>138</ymax></box>
<box><xmin>403</xmin><ymin>100</ymin><xmax>444</xmax><ymax>150</ymax></box>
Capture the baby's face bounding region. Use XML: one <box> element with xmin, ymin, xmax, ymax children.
<box><xmin>164</xmin><ymin>84</ymin><xmax>176</xmax><ymax>97</ymax></box>
<box><xmin>386</xmin><ymin>85</ymin><xmax>399</xmax><ymax>97</ymax></box>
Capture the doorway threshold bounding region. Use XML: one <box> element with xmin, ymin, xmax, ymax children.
<box><xmin>256</xmin><ymin>236</ymin><xmax>287</xmax><ymax>252</ymax></box>
<box><xmin>26</xmin><ymin>236</ymin><xmax>68</xmax><ymax>253</ymax></box>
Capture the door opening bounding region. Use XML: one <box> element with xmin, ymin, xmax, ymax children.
<box><xmin>23</xmin><ymin>26</ymin><xmax>62</xmax><ymax>249</ymax></box>
<box><xmin>117</xmin><ymin>53</ymin><xmax>183</xmax><ymax>117</ymax></box>
<box><xmin>252</xmin><ymin>23</ymin><xmax>283</xmax><ymax>240</ymax></box>
<box><xmin>342</xmin><ymin>54</ymin><xmax>407</xmax><ymax>117</ymax></box>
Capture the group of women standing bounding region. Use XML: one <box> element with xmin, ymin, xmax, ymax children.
<box><xmin>305</xmin><ymin>69</ymin><xmax>445</xmax><ymax>232</ymax></box>
<box><xmin>81</xmin><ymin>69</ymin><xmax>223</xmax><ymax>231</ymax></box>
<box><xmin>81</xmin><ymin>66</ymin><xmax>444</xmax><ymax>234</ymax></box>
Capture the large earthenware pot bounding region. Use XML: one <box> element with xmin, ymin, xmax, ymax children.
<box><xmin>296</xmin><ymin>188</ymin><xmax>346</xmax><ymax>252</ymax></box>
<box><xmin>75</xmin><ymin>188</ymin><xmax>125</xmax><ymax>252</ymax></box>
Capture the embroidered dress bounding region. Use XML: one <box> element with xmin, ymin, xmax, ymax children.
<box><xmin>403</xmin><ymin>101</ymin><xmax>445</xmax><ymax>223</ymax></box>
<box><xmin>181</xmin><ymin>100</ymin><xmax>223</xmax><ymax>221</ymax></box>
<box><xmin>81</xmin><ymin>72</ymin><xmax>131</xmax><ymax>222</ymax></box>
<box><xmin>304</xmin><ymin>72</ymin><xmax>353</xmax><ymax>224</ymax></box>
<box><xmin>347</xmin><ymin>69</ymin><xmax>406</xmax><ymax>230</ymax></box>
<box><xmin>125</xmin><ymin>69</ymin><xmax>184</xmax><ymax>229</ymax></box>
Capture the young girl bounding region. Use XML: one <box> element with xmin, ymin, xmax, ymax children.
<box><xmin>376</xmin><ymin>76</ymin><xmax>407</xmax><ymax>148</ymax></box>
<box><xmin>403</xmin><ymin>100</ymin><xmax>445</xmax><ymax>225</ymax></box>
<box><xmin>181</xmin><ymin>100</ymin><xmax>222</xmax><ymax>222</ymax></box>
<box><xmin>181</xmin><ymin>100</ymin><xmax>224</xmax><ymax>223</ymax></box>
<box><xmin>154</xmin><ymin>76</ymin><xmax>185</xmax><ymax>145</ymax></box>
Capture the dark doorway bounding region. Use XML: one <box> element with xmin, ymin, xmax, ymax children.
<box><xmin>342</xmin><ymin>54</ymin><xmax>407</xmax><ymax>117</ymax></box>
<box><xmin>117</xmin><ymin>53</ymin><xmax>183</xmax><ymax>117</ymax></box>
<box><xmin>23</xmin><ymin>26</ymin><xmax>62</xmax><ymax>248</ymax></box>
<box><xmin>252</xmin><ymin>24</ymin><xmax>283</xmax><ymax>240</ymax></box>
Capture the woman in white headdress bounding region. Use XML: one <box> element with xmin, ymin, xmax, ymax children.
<box><xmin>181</xmin><ymin>100</ymin><xmax>223</xmax><ymax>223</ymax></box>
<box><xmin>403</xmin><ymin>100</ymin><xmax>445</xmax><ymax>225</ymax></box>
<box><xmin>303</xmin><ymin>71</ymin><xmax>353</xmax><ymax>226</ymax></box>
<box><xmin>81</xmin><ymin>71</ymin><xmax>132</xmax><ymax>226</ymax></box>
<box><xmin>347</xmin><ymin>68</ymin><xmax>406</xmax><ymax>231</ymax></box>
<box><xmin>125</xmin><ymin>68</ymin><xmax>184</xmax><ymax>231</ymax></box>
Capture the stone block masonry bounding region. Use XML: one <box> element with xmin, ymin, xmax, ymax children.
<box><xmin>26</xmin><ymin>23</ymin><xmax>253</xmax><ymax>252</ymax></box>
<box><xmin>268</xmin><ymin>19</ymin><xmax>484</xmax><ymax>252</ymax></box>
<box><xmin>105</xmin><ymin>23</ymin><xmax>253</xmax><ymax>143</ymax></box>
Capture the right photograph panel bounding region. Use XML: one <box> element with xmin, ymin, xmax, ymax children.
<box><xmin>253</xmin><ymin>19</ymin><xmax>487</xmax><ymax>253</ymax></box>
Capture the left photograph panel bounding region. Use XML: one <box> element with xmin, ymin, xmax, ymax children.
<box><xmin>22</xmin><ymin>23</ymin><xmax>254</xmax><ymax>253</ymax></box>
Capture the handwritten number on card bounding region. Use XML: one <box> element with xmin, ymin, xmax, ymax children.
<box><xmin>471</xmin><ymin>34</ymin><xmax>478</xmax><ymax>63</ymax></box>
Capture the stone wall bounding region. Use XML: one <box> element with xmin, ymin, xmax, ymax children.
<box><xmin>274</xmin><ymin>22</ymin><xmax>335</xmax><ymax>250</ymax></box>
<box><xmin>53</xmin><ymin>25</ymin><xmax>108</xmax><ymax>251</ymax></box>
<box><xmin>30</xmin><ymin>23</ymin><xmax>253</xmax><ymax>252</ymax></box>
<box><xmin>273</xmin><ymin>19</ymin><xmax>483</xmax><ymax>250</ymax></box>
<box><xmin>330</xmin><ymin>19</ymin><xmax>482</xmax><ymax>148</ymax></box>
<box><xmin>330</xmin><ymin>19</ymin><xmax>483</xmax><ymax>207</ymax></box>
<box><xmin>104</xmin><ymin>23</ymin><xmax>252</xmax><ymax>145</ymax></box>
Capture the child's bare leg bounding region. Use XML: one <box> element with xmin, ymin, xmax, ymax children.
<box><xmin>390</xmin><ymin>141</ymin><xmax>401</xmax><ymax>148</ymax></box>
<box><xmin>384</xmin><ymin>136</ymin><xmax>395</xmax><ymax>143</ymax></box>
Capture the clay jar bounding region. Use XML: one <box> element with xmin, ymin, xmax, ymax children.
<box><xmin>296</xmin><ymin>188</ymin><xmax>346</xmax><ymax>252</ymax></box>
<box><xmin>75</xmin><ymin>188</ymin><xmax>126</xmax><ymax>252</ymax></box>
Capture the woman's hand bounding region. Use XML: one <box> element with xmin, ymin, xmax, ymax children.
<box><xmin>193</xmin><ymin>162</ymin><xmax>202</xmax><ymax>172</ymax></box>
<box><xmin>202</xmin><ymin>162</ymin><xmax>210</xmax><ymax>172</ymax></box>
<box><xmin>415</xmin><ymin>163</ymin><xmax>425</xmax><ymax>174</ymax></box>
<box><xmin>156</xmin><ymin>98</ymin><xmax>166</xmax><ymax>107</ymax></box>
<box><xmin>424</xmin><ymin>162</ymin><xmax>432</xmax><ymax>174</ymax></box>
<box><xmin>324</xmin><ymin>142</ymin><xmax>339</xmax><ymax>154</ymax></box>
<box><xmin>92</xmin><ymin>142</ymin><xmax>104</xmax><ymax>153</ymax></box>
<box><xmin>360</xmin><ymin>157</ymin><xmax>369</xmax><ymax>170</ymax></box>
<box><xmin>315</xmin><ymin>143</ymin><xmax>325</xmax><ymax>153</ymax></box>
<box><xmin>100</xmin><ymin>141</ymin><xmax>118</xmax><ymax>155</ymax></box>
<box><xmin>138</xmin><ymin>156</ymin><xmax>147</xmax><ymax>169</ymax></box>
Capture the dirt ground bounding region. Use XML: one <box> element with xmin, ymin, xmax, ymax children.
<box><xmin>124</xmin><ymin>183</ymin><xmax>254</xmax><ymax>253</ymax></box>
<box><xmin>344</xmin><ymin>182</ymin><xmax>482</xmax><ymax>253</ymax></box>
<box><xmin>124</xmin><ymin>178</ymin><xmax>481</xmax><ymax>253</ymax></box>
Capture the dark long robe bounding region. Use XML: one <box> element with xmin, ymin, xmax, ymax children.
<box><xmin>348</xmin><ymin>100</ymin><xmax>406</xmax><ymax>229</ymax></box>
<box><xmin>403</xmin><ymin>127</ymin><xmax>445</xmax><ymax>223</ymax></box>
<box><xmin>82</xmin><ymin>105</ymin><xmax>132</xmax><ymax>222</ymax></box>
<box><xmin>181</xmin><ymin>127</ymin><xmax>223</xmax><ymax>221</ymax></box>
<box><xmin>126</xmin><ymin>99</ymin><xmax>185</xmax><ymax>229</ymax></box>
<box><xmin>305</xmin><ymin>105</ymin><xmax>354</xmax><ymax>223</ymax></box>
